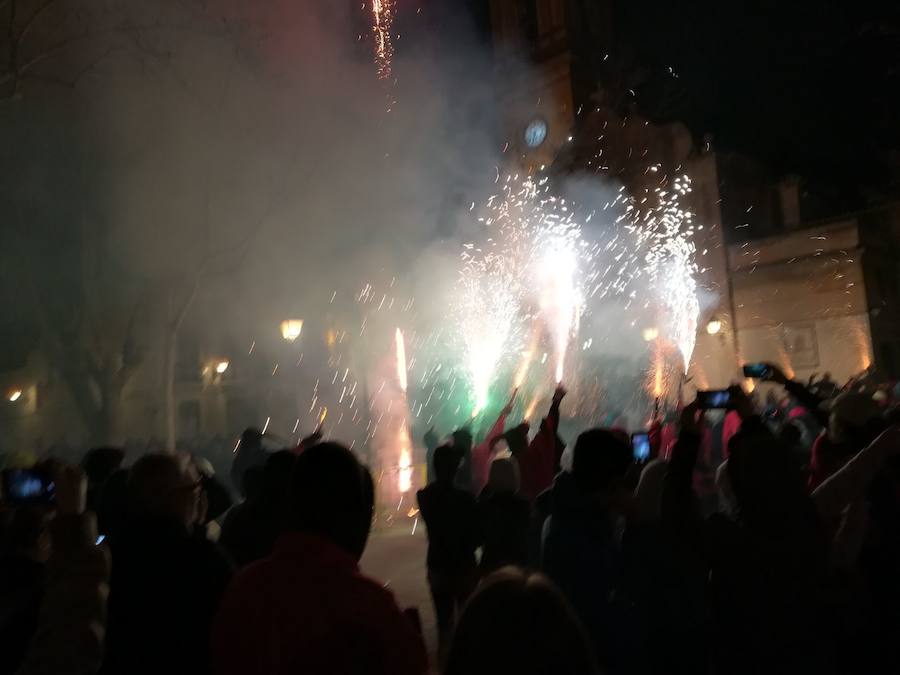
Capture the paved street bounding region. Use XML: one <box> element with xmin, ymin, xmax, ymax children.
<box><xmin>360</xmin><ymin>524</ymin><xmax>438</xmax><ymax>664</ymax></box>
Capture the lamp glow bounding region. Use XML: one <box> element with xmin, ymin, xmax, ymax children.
<box><xmin>281</xmin><ymin>319</ymin><xmax>303</xmax><ymax>342</ymax></box>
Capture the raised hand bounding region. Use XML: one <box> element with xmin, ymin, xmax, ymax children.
<box><xmin>762</xmin><ymin>363</ymin><xmax>789</xmax><ymax>385</ymax></box>
<box><xmin>727</xmin><ymin>385</ymin><xmax>755</xmax><ymax>420</ymax></box>
<box><xmin>680</xmin><ymin>399</ymin><xmax>704</xmax><ymax>436</ymax></box>
<box><xmin>301</xmin><ymin>428</ymin><xmax>324</xmax><ymax>447</ymax></box>
<box><xmin>552</xmin><ymin>385</ymin><xmax>567</xmax><ymax>404</ymax></box>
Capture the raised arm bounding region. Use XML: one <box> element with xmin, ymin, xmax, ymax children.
<box><xmin>764</xmin><ymin>363</ymin><xmax>828</xmax><ymax>427</ymax></box>
<box><xmin>546</xmin><ymin>385</ymin><xmax>564</xmax><ymax>435</ymax></box>
<box><xmin>661</xmin><ymin>400</ymin><xmax>705</xmax><ymax>537</ymax></box>
<box><xmin>812</xmin><ymin>427</ymin><xmax>900</xmax><ymax>519</ymax></box>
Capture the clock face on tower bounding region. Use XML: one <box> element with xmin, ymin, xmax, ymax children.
<box><xmin>524</xmin><ymin>118</ymin><xmax>548</xmax><ymax>148</ymax></box>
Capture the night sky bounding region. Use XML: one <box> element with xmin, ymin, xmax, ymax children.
<box><xmin>615</xmin><ymin>0</ymin><xmax>900</xmax><ymax>202</ymax></box>
<box><xmin>443</xmin><ymin>0</ymin><xmax>899</xmax><ymax>204</ymax></box>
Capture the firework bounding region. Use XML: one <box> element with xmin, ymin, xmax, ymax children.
<box><xmin>395</xmin><ymin>327</ymin><xmax>408</xmax><ymax>393</ymax></box>
<box><xmin>643</xmin><ymin>175</ymin><xmax>701</xmax><ymax>373</ymax></box>
<box><xmin>371</xmin><ymin>0</ymin><xmax>395</xmax><ymax>80</ymax></box>
<box><xmin>397</xmin><ymin>424</ymin><xmax>412</xmax><ymax>494</ymax></box>
<box><xmin>457</xmin><ymin>274</ymin><xmax>520</xmax><ymax>416</ymax></box>
<box><xmin>537</xmin><ymin>240</ymin><xmax>581</xmax><ymax>383</ymax></box>
<box><xmin>513</xmin><ymin>323</ymin><xmax>541</xmax><ymax>388</ymax></box>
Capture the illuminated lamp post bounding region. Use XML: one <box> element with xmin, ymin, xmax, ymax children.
<box><xmin>280</xmin><ymin>319</ymin><xmax>303</xmax><ymax>342</ymax></box>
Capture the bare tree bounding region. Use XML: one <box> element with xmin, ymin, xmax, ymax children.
<box><xmin>3</xmin><ymin>0</ymin><xmax>304</xmax><ymax>447</ymax></box>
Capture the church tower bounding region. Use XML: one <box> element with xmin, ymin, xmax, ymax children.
<box><xmin>488</xmin><ymin>0</ymin><xmax>577</xmax><ymax>167</ymax></box>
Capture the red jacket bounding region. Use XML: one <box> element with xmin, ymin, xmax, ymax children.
<box><xmin>722</xmin><ymin>411</ymin><xmax>742</xmax><ymax>457</ymax></box>
<box><xmin>471</xmin><ymin>412</ymin><xmax>508</xmax><ymax>493</ymax></box>
<box><xmin>519</xmin><ymin>399</ymin><xmax>562</xmax><ymax>501</ymax></box>
<box><xmin>212</xmin><ymin>532</ymin><xmax>427</xmax><ymax>675</ymax></box>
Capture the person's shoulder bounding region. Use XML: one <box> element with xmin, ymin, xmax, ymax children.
<box><xmin>220</xmin><ymin>555</ymin><xmax>275</xmax><ymax>597</ymax></box>
<box><xmin>346</xmin><ymin>569</ymin><xmax>408</xmax><ymax>618</ymax></box>
<box><xmin>453</xmin><ymin>487</ymin><xmax>477</xmax><ymax>504</ymax></box>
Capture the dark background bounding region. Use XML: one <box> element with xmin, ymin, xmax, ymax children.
<box><xmin>423</xmin><ymin>0</ymin><xmax>900</xmax><ymax>204</ymax></box>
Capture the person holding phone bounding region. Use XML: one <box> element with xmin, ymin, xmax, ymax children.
<box><xmin>662</xmin><ymin>390</ymin><xmax>900</xmax><ymax>674</ymax></box>
<box><xmin>13</xmin><ymin>464</ymin><xmax>110</xmax><ymax>675</ymax></box>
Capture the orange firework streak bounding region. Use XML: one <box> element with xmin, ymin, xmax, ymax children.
<box><xmin>851</xmin><ymin>319</ymin><xmax>872</xmax><ymax>371</ymax></box>
<box><xmin>776</xmin><ymin>343</ymin><xmax>795</xmax><ymax>380</ymax></box>
<box><xmin>646</xmin><ymin>340</ymin><xmax>667</xmax><ymax>399</ymax></box>
<box><xmin>524</xmin><ymin>394</ymin><xmax>541</xmax><ymax>421</ymax></box>
<box><xmin>394</xmin><ymin>328</ymin><xmax>412</xmax><ymax>495</ymax></box>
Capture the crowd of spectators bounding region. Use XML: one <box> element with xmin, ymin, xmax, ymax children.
<box><xmin>2</xmin><ymin>362</ymin><xmax>899</xmax><ymax>675</ymax></box>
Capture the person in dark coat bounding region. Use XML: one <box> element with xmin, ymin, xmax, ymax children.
<box><xmin>540</xmin><ymin>428</ymin><xmax>633</xmax><ymax>670</ymax></box>
<box><xmin>219</xmin><ymin>450</ymin><xmax>296</xmax><ymax>567</ymax></box>
<box><xmin>102</xmin><ymin>453</ymin><xmax>232</xmax><ymax>675</ymax></box>
<box><xmin>230</xmin><ymin>428</ymin><xmax>267</xmax><ymax>496</ymax></box>
<box><xmin>478</xmin><ymin>457</ymin><xmax>530</xmax><ymax>574</ymax></box>
<box><xmin>417</xmin><ymin>444</ymin><xmax>480</xmax><ymax>655</ymax></box>
<box><xmin>0</xmin><ymin>506</ymin><xmax>49</xmax><ymax>675</ymax></box>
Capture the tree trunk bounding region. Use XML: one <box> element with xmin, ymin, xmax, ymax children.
<box><xmin>162</xmin><ymin>323</ymin><xmax>178</xmax><ymax>451</ymax></box>
<box><xmin>93</xmin><ymin>381</ymin><xmax>123</xmax><ymax>447</ymax></box>
<box><xmin>161</xmin><ymin>281</ymin><xmax>199</xmax><ymax>452</ymax></box>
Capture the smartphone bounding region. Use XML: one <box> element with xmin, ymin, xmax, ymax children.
<box><xmin>742</xmin><ymin>363</ymin><xmax>772</xmax><ymax>380</ymax></box>
<box><xmin>697</xmin><ymin>389</ymin><xmax>732</xmax><ymax>410</ymax></box>
<box><xmin>631</xmin><ymin>432</ymin><xmax>651</xmax><ymax>462</ymax></box>
<box><xmin>2</xmin><ymin>469</ymin><xmax>55</xmax><ymax>505</ymax></box>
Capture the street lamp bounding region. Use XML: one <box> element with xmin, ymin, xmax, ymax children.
<box><xmin>8</xmin><ymin>389</ymin><xmax>22</xmax><ymax>402</ymax></box>
<box><xmin>706</xmin><ymin>319</ymin><xmax>723</xmax><ymax>336</ymax></box>
<box><xmin>642</xmin><ymin>327</ymin><xmax>659</xmax><ymax>342</ymax></box>
<box><xmin>215</xmin><ymin>360</ymin><xmax>230</xmax><ymax>375</ymax></box>
<box><xmin>280</xmin><ymin>319</ymin><xmax>303</xmax><ymax>342</ymax></box>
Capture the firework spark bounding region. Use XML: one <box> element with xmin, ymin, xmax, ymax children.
<box><xmin>643</xmin><ymin>175</ymin><xmax>701</xmax><ymax>372</ymax></box>
<box><xmin>395</xmin><ymin>327</ymin><xmax>408</xmax><ymax>393</ymax></box>
<box><xmin>371</xmin><ymin>0</ymin><xmax>395</xmax><ymax>80</ymax></box>
<box><xmin>537</xmin><ymin>240</ymin><xmax>581</xmax><ymax>383</ymax></box>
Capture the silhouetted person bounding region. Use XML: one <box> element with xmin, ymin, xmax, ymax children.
<box><xmin>815</xmin><ymin>372</ymin><xmax>841</xmax><ymax>400</ymax></box>
<box><xmin>424</xmin><ymin>427</ymin><xmax>439</xmax><ymax>484</ymax></box>
<box><xmin>541</xmin><ymin>427</ymin><xmax>633</xmax><ymax>669</ymax></box>
<box><xmin>662</xmin><ymin>392</ymin><xmax>900</xmax><ymax>674</ymax></box>
<box><xmin>230</xmin><ymin>428</ymin><xmax>267</xmax><ymax>496</ymax></box>
<box><xmin>809</xmin><ymin>392</ymin><xmax>883</xmax><ymax>489</ymax></box>
<box><xmin>219</xmin><ymin>450</ymin><xmax>295</xmax><ymax>567</ymax></box>
<box><xmin>519</xmin><ymin>386</ymin><xmax>566</xmax><ymax>501</ymax></box>
<box><xmin>0</xmin><ymin>507</ymin><xmax>49</xmax><ymax>675</ymax></box>
<box><xmin>192</xmin><ymin>456</ymin><xmax>233</xmax><ymax>524</ymax></box>
<box><xmin>444</xmin><ymin>567</ymin><xmax>599</xmax><ymax>675</ymax></box>
<box><xmin>451</xmin><ymin>428</ymin><xmax>474</xmax><ymax>493</ymax></box>
<box><xmin>478</xmin><ymin>457</ymin><xmax>530</xmax><ymax>574</ymax></box>
<box><xmin>471</xmin><ymin>391</ymin><xmax>517</xmax><ymax>492</ymax></box>
<box><xmin>416</xmin><ymin>444</ymin><xmax>479</xmax><ymax>655</ymax></box>
<box><xmin>80</xmin><ymin>446</ymin><xmax>124</xmax><ymax>514</ymax></box>
<box><xmin>213</xmin><ymin>443</ymin><xmax>426</xmax><ymax>675</ymax></box>
<box><xmin>102</xmin><ymin>453</ymin><xmax>232</xmax><ymax>675</ymax></box>
<box><xmin>96</xmin><ymin>468</ymin><xmax>129</xmax><ymax>541</ymax></box>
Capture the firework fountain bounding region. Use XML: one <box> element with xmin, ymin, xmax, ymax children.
<box><xmin>449</xmin><ymin>171</ymin><xmax>701</xmax><ymax>423</ymax></box>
